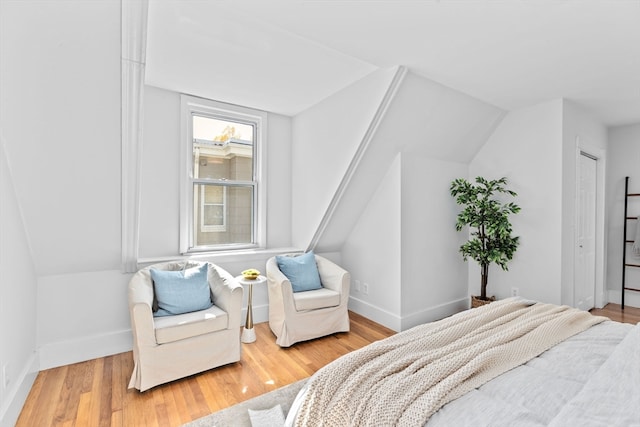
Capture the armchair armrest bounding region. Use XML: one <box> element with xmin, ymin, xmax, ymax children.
<box><xmin>316</xmin><ymin>255</ymin><xmax>350</xmax><ymax>299</ymax></box>
<box><xmin>208</xmin><ymin>264</ymin><xmax>244</xmax><ymax>329</ymax></box>
<box><xmin>128</xmin><ymin>269</ymin><xmax>157</xmax><ymax>347</ymax></box>
<box><xmin>128</xmin><ymin>269</ymin><xmax>154</xmax><ymax>309</ymax></box>
<box><xmin>266</xmin><ymin>257</ymin><xmax>295</xmax><ymax>312</ymax></box>
<box><xmin>131</xmin><ymin>302</ymin><xmax>157</xmax><ymax>347</ymax></box>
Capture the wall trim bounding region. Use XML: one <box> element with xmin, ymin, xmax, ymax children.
<box><xmin>121</xmin><ymin>0</ymin><xmax>149</xmax><ymax>273</ymax></box>
<box><xmin>348</xmin><ymin>296</ymin><xmax>471</xmax><ymax>333</ymax></box>
<box><xmin>37</xmin><ymin>304</ymin><xmax>271</xmax><ymax>371</ymax></box>
<box><xmin>242</xmin><ymin>303</ymin><xmax>269</xmax><ymax>327</ymax></box>
<box><xmin>400</xmin><ymin>297</ymin><xmax>469</xmax><ymax>331</ymax></box>
<box><xmin>307</xmin><ymin>66</ymin><xmax>408</xmax><ymax>252</ymax></box>
<box><xmin>608</xmin><ymin>289</ymin><xmax>640</xmax><ymax>309</ymax></box>
<box><xmin>39</xmin><ymin>330</ymin><xmax>133</xmax><ymax>371</ymax></box>
<box><xmin>348</xmin><ymin>296</ymin><xmax>402</xmax><ymax>332</ymax></box>
<box><xmin>0</xmin><ymin>353</ymin><xmax>38</xmax><ymax>427</ymax></box>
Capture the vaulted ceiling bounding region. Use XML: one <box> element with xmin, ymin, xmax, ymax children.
<box><xmin>146</xmin><ymin>0</ymin><xmax>640</xmax><ymax>126</ymax></box>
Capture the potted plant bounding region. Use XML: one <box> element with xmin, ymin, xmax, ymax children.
<box><xmin>450</xmin><ymin>176</ymin><xmax>521</xmax><ymax>307</ymax></box>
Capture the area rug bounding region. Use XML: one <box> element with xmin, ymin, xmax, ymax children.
<box><xmin>182</xmin><ymin>379</ymin><xmax>307</xmax><ymax>427</ymax></box>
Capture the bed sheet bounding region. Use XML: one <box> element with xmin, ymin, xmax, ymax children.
<box><xmin>426</xmin><ymin>321</ymin><xmax>635</xmax><ymax>426</ymax></box>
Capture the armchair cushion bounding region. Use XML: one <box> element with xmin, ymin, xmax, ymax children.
<box><xmin>151</xmin><ymin>263</ymin><xmax>213</xmax><ymax>317</ymax></box>
<box><xmin>292</xmin><ymin>288</ymin><xmax>341</xmax><ymax>311</ymax></box>
<box><xmin>153</xmin><ymin>305</ymin><xmax>228</xmax><ymax>344</ymax></box>
<box><xmin>276</xmin><ymin>251</ymin><xmax>322</xmax><ymax>293</ymax></box>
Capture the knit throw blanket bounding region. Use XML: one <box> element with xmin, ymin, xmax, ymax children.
<box><xmin>293</xmin><ymin>298</ymin><xmax>606</xmax><ymax>427</ymax></box>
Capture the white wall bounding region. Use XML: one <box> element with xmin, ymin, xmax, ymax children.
<box><xmin>0</xmin><ymin>0</ymin><xmax>122</xmax><ymax>277</ymax></box>
<box><xmin>469</xmin><ymin>100</ymin><xmax>564</xmax><ymax>304</ymax></box>
<box><xmin>0</xmin><ymin>1</ymin><xmax>129</xmax><ymax>375</ymax></box>
<box><xmin>0</xmin><ymin>1</ymin><xmax>120</xmax><ymax>423</ymax></box>
<box><xmin>291</xmin><ymin>67</ymin><xmax>398</xmax><ymax>250</ymax></box>
<box><xmin>400</xmin><ymin>155</ymin><xmax>469</xmax><ymax>330</ymax></box>
<box><xmin>343</xmin><ymin>155</ymin><xmax>403</xmax><ymax>330</ymax></box>
<box><xmin>37</xmin><ymin>270</ymin><xmax>132</xmax><ymax>370</ymax></box>
<box><xmin>606</xmin><ymin>123</ymin><xmax>640</xmax><ymax>307</ymax></box>
<box><xmin>315</xmin><ymin>70</ymin><xmax>503</xmax><ymax>330</ymax></box>
<box><xmin>346</xmin><ymin>153</ymin><xmax>470</xmax><ymax>333</ymax></box>
<box><xmin>139</xmin><ymin>86</ymin><xmax>182</xmax><ymax>259</ymax></box>
<box><xmin>0</xmin><ymin>141</ymin><xmax>39</xmax><ymax>427</ymax></box>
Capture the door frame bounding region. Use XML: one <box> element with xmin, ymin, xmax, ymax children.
<box><xmin>574</xmin><ymin>137</ymin><xmax>607</xmax><ymax>309</ymax></box>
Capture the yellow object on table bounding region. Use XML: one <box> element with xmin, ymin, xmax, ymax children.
<box><xmin>242</xmin><ymin>268</ymin><xmax>260</xmax><ymax>280</ymax></box>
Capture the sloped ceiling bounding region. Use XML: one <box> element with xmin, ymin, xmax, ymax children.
<box><xmin>145</xmin><ymin>1</ymin><xmax>376</xmax><ymax>116</ymax></box>
<box><xmin>310</xmin><ymin>69</ymin><xmax>507</xmax><ymax>253</ymax></box>
<box><xmin>147</xmin><ymin>0</ymin><xmax>640</xmax><ymax>126</ymax></box>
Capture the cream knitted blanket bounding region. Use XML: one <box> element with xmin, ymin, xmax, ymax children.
<box><xmin>293</xmin><ymin>298</ymin><xmax>606</xmax><ymax>427</ymax></box>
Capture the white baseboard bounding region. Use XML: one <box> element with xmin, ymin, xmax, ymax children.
<box><xmin>39</xmin><ymin>329</ymin><xmax>133</xmax><ymax>371</ymax></box>
<box><xmin>242</xmin><ymin>303</ymin><xmax>269</xmax><ymax>325</ymax></box>
<box><xmin>0</xmin><ymin>352</ymin><xmax>38</xmax><ymax>427</ymax></box>
<box><xmin>38</xmin><ymin>304</ymin><xmax>271</xmax><ymax>371</ymax></box>
<box><xmin>608</xmin><ymin>290</ymin><xmax>640</xmax><ymax>309</ymax></box>
<box><xmin>400</xmin><ymin>297</ymin><xmax>469</xmax><ymax>330</ymax></box>
<box><xmin>348</xmin><ymin>296</ymin><xmax>402</xmax><ymax>332</ymax></box>
<box><xmin>347</xmin><ymin>296</ymin><xmax>469</xmax><ymax>332</ymax></box>
<box><xmin>34</xmin><ymin>295</ymin><xmax>467</xmax><ymax>373</ymax></box>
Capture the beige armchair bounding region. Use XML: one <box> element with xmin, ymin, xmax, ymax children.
<box><xmin>128</xmin><ymin>260</ymin><xmax>243</xmax><ymax>391</ymax></box>
<box><xmin>266</xmin><ymin>254</ymin><xmax>350</xmax><ymax>347</ymax></box>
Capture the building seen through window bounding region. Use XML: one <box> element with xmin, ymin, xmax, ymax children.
<box><xmin>192</xmin><ymin>115</ymin><xmax>255</xmax><ymax>248</ymax></box>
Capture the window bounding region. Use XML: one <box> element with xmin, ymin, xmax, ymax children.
<box><xmin>200</xmin><ymin>185</ymin><xmax>226</xmax><ymax>232</ymax></box>
<box><xmin>180</xmin><ymin>95</ymin><xmax>266</xmax><ymax>253</ymax></box>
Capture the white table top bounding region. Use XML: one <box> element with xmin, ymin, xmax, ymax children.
<box><xmin>235</xmin><ymin>275</ymin><xmax>266</xmax><ymax>285</ymax></box>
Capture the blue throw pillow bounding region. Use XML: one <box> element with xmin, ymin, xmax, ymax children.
<box><xmin>276</xmin><ymin>251</ymin><xmax>322</xmax><ymax>293</ymax></box>
<box><xmin>151</xmin><ymin>263</ymin><xmax>213</xmax><ymax>317</ymax></box>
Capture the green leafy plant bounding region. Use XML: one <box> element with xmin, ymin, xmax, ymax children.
<box><xmin>450</xmin><ymin>176</ymin><xmax>521</xmax><ymax>301</ymax></box>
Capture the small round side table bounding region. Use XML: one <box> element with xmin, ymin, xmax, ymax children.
<box><xmin>236</xmin><ymin>275</ymin><xmax>266</xmax><ymax>343</ymax></box>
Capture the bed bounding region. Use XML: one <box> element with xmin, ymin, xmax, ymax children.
<box><xmin>284</xmin><ymin>297</ymin><xmax>640</xmax><ymax>427</ymax></box>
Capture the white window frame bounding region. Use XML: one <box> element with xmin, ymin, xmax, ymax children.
<box><xmin>180</xmin><ymin>95</ymin><xmax>267</xmax><ymax>254</ymax></box>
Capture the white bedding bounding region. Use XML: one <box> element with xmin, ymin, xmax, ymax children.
<box><xmin>548</xmin><ymin>322</ymin><xmax>640</xmax><ymax>427</ymax></box>
<box><xmin>286</xmin><ymin>320</ymin><xmax>639</xmax><ymax>426</ymax></box>
<box><xmin>427</xmin><ymin>321</ymin><xmax>637</xmax><ymax>426</ymax></box>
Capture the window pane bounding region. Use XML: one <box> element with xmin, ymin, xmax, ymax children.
<box><xmin>194</xmin><ymin>184</ymin><xmax>253</xmax><ymax>246</ymax></box>
<box><xmin>203</xmin><ymin>205</ymin><xmax>224</xmax><ymax>226</ymax></box>
<box><xmin>202</xmin><ymin>185</ymin><xmax>225</xmax><ymax>227</ymax></box>
<box><xmin>203</xmin><ymin>185</ymin><xmax>224</xmax><ymax>203</ymax></box>
<box><xmin>192</xmin><ymin>115</ymin><xmax>253</xmax><ymax>181</ymax></box>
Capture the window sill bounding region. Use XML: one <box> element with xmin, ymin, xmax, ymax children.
<box><xmin>136</xmin><ymin>247</ymin><xmax>302</xmax><ymax>270</ymax></box>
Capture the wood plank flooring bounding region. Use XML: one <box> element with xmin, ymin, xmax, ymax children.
<box><xmin>590</xmin><ymin>302</ymin><xmax>640</xmax><ymax>324</ymax></box>
<box><xmin>16</xmin><ymin>311</ymin><xmax>395</xmax><ymax>427</ymax></box>
<box><xmin>16</xmin><ymin>304</ymin><xmax>638</xmax><ymax>427</ymax></box>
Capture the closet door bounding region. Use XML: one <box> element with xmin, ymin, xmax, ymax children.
<box><xmin>575</xmin><ymin>153</ymin><xmax>597</xmax><ymax>311</ymax></box>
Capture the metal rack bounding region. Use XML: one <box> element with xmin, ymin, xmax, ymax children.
<box><xmin>622</xmin><ymin>176</ymin><xmax>640</xmax><ymax>309</ymax></box>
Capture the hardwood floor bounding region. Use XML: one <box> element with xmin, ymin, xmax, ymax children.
<box><xmin>16</xmin><ymin>311</ymin><xmax>395</xmax><ymax>427</ymax></box>
<box><xmin>16</xmin><ymin>304</ymin><xmax>639</xmax><ymax>427</ymax></box>
<box><xmin>590</xmin><ymin>302</ymin><xmax>640</xmax><ymax>324</ymax></box>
